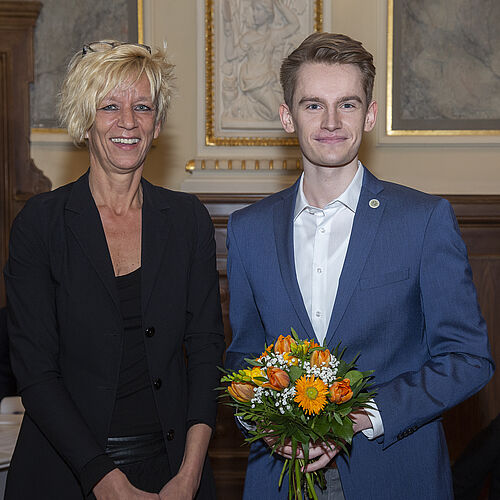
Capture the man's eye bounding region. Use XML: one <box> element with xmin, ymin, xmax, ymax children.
<box><xmin>306</xmin><ymin>103</ymin><xmax>321</xmax><ymax>110</ymax></box>
<box><xmin>341</xmin><ymin>102</ymin><xmax>356</xmax><ymax>109</ymax></box>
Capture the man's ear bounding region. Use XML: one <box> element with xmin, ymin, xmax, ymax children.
<box><xmin>279</xmin><ymin>103</ymin><xmax>295</xmax><ymax>134</ymax></box>
<box><xmin>364</xmin><ymin>100</ymin><xmax>378</xmax><ymax>132</ymax></box>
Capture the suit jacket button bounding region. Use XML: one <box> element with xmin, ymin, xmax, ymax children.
<box><xmin>166</xmin><ymin>429</ymin><xmax>175</xmax><ymax>441</ymax></box>
<box><xmin>153</xmin><ymin>378</ymin><xmax>162</xmax><ymax>390</ymax></box>
<box><xmin>145</xmin><ymin>327</ymin><xmax>155</xmax><ymax>337</ymax></box>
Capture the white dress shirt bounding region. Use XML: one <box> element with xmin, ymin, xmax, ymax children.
<box><xmin>293</xmin><ymin>163</ymin><xmax>383</xmax><ymax>439</ymax></box>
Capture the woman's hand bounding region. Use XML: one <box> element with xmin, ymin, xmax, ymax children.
<box><xmin>93</xmin><ymin>468</ymin><xmax>160</xmax><ymax>500</ymax></box>
<box><xmin>158</xmin><ymin>423</ymin><xmax>212</xmax><ymax>499</ymax></box>
<box><xmin>158</xmin><ymin>472</ymin><xmax>197</xmax><ymax>500</ymax></box>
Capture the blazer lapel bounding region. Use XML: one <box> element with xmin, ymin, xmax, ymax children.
<box><xmin>65</xmin><ymin>172</ymin><xmax>120</xmax><ymax>312</ymax></box>
<box><xmin>140</xmin><ymin>179</ymin><xmax>172</xmax><ymax>315</ymax></box>
<box><xmin>325</xmin><ymin>168</ymin><xmax>386</xmax><ymax>346</ymax></box>
<box><xmin>273</xmin><ymin>181</ymin><xmax>317</xmax><ymax>342</ymax></box>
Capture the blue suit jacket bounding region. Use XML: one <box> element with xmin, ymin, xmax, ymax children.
<box><xmin>225</xmin><ymin>168</ymin><xmax>494</xmax><ymax>500</ymax></box>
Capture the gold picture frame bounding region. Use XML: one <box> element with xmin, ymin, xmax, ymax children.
<box><xmin>205</xmin><ymin>0</ymin><xmax>323</xmax><ymax>147</ymax></box>
<box><xmin>31</xmin><ymin>0</ymin><xmax>144</xmax><ymax>134</ymax></box>
<box><xmin>386</xmin><ymin>0</ymin><xmax>500</xmax><ymax>137</ymax></box>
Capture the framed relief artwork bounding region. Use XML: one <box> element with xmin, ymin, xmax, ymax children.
<box><xmin>205</xmin><ymin>0</ymin><xmax>323</xmax><ymax>146</ymax></box>
<box><xmin>387</xmin><ymin>0</ymin><xmax>500</xmax><ymax>136</ymax></box>
<box><xmin>31</xmin><ymin>0</ymin><xmax>143</xmax><ymax>131</ymax></box>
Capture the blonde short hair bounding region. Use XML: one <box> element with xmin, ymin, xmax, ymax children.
<box><xmin>58</xmin><ymin>41</ymin><xmax>175</xmax><ymax>144</ymax></box>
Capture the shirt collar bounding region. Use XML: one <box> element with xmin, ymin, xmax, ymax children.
<box><xmin>294</xmin><ymin>161</ymin><xmax>364</xmax><ymax>220</ymax></box>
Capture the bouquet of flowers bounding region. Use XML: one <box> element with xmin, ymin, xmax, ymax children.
<box><xmin>220</xmin><ymin>328</ymin><xmax>374</xmax><ymax>500</ymax></box>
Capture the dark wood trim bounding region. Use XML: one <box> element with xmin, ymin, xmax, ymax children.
<box><xmin>0</xmin><ymin>1</ymin><xmax>51</xmax><ymax>306</ymax></box>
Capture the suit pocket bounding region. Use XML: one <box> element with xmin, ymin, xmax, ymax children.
<box><xmin>359</xmin><ymin>268</ymin><xmax>410</xmax><ymax>290</ymax></box>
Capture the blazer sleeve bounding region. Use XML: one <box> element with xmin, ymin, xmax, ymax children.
<box><xmin>183</xmin><ymin>198</ymin><xmax>226</xmax><ymax>429</ymax></box>
<box><xmin>4</xmin><ymin>202</ymin><xmax>115</xmax><ymax>489</ymax></box>
<box><xmin>224</xmin><ymin>213</ymin><xmax>267</xmax><ymax>373</ymax></box>
<box><xmin>375</xmin><ymin>198</ymin><xmax>494</xmax><ymax>448</ymax></box>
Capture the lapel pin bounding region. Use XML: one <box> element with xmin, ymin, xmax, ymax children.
<box><xmin>369</xmin><ymin>199</ymin><xmax>380</xmax><ymax>209</ymax></box>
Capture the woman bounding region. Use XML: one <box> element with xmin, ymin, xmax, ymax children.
<box><xmin>4</xmin><ymin>41</ymin><xmax>225</xmax><ymax>499</ymax></box>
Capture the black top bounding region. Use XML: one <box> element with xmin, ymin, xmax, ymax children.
<box><xmin>82</xmin><ymin>268</ymin><xmax>163</xmax><ymax>490</ymax></box>
<box><xmin>110</xmin><ymin>267</ymin><xmax>161</xmax><ymax>436</ymax></box>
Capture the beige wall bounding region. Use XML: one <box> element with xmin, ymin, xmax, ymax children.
<box><xmin>31</xmin><ymin>0</ymin><xmax>500</xmax><ymax>194</ymax></box>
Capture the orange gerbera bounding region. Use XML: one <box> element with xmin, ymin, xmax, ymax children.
<box><xmin>294</xmin><ymin>375</ymin><xmax>329</xmax><ymax>415</ymax></box>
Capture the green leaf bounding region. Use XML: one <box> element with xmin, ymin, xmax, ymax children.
<box><xmin>313</xmin><ymin>417</ymin><xmax>331</xmax><ymax>436</ymax></box>
<box><xmin>345</xmin><ymin>370</ymin><xmax>363</xmax><ymax>385</ymax></box>
<box><xmin>288</xmin><ymin>365</ymin><xmax>305</xmax><ymax>383</ymax></box>
<box><xmin>330</xmin><ymin>417</ymin><xmax>354</xmax><ymax>442</ymax></box>
<box><xmin>245</xmin><ymin>358</ymin><xmax>264</xmax><ymax>367</ymax></box>
<box><xmin>291</xmin><ymin>327</ymin><xmax>299</xmax><ymax>341</ymax></box>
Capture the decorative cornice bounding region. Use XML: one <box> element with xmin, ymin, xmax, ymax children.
<box><xmin>0</xmin><ymin>2</ymin><xmax>41</xmax><ymax>26</ymax></box>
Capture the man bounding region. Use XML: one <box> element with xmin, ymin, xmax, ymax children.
<box><xmin>225</xmin><ymin>32</ymin><xmax>494</xmax><ymax>500</ymax></box>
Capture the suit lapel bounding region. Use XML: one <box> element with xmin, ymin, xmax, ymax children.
<box><xmin>65</xmin><ymin>172</ymin><xmax>120</xmax><ymax>312</ymax></box>
<box><xmin>325</xmin><ymin>169</ymin><xmax>385</xmax><ymax>346</ymax></box>
<box><xmin>140</xmin><ymin>179</ymin><xmax>172</xmax><ymax>315</ymax></box>
<box><xmin>273</xmin><ymin>181</ymin><xmax>317</xmax><ymax>342</ymax></box>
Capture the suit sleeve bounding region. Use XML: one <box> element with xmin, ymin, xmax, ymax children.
<box><xmin>224</xmin><ymin>214</ymin><xmax>267</xmax><ymax>373</ymax></box>
<box><xmin>375</xmin><ymin>198</ymin><xmax>494</xmax><ymax>448</ymax></box>
<box><xmin>184</xmin><ymin>198</ymin><xmax>226</xmax><ymax>429</ymax></box>
<box><xmin>4</xmin><ymin>204</ymin><xmax>115</xmax><ymax>492</ymax></box>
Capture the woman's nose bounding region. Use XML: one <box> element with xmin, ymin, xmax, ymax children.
<box><xmin>118</xmin><ymin>107</ymin><xmax>137</xmax><ymax>129</ymax></box>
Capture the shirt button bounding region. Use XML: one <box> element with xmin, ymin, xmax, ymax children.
<box><xmin>145</xmin><ymin>326</ymin><xmax>155</xmax><ymax>337</ymax></box>
<box><xmin>319</xmin><ymin>227</ymin><xmax>326</xmax><ymax>233</ymax></box>
<box><xmin>315</xmin><ymin>311</ymin><xmax>321</xmax><ymax>318</ymax></box>
<box><xmin>316</xmin><ymin>267</ymin><xmax>322</xmax><ymax>274</ymax></box>
<box><xmin>153</xmin><ymin>378</ymin><xmax>162</xmax><ymax>390</ymax></box>
<box><xmin>166</xmin><ymin>429</ymin><xmax>175</xmax><ymax>441</ymax></box>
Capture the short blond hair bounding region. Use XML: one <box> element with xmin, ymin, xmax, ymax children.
<box><xmin>58</xmin><ymin>41</ymin><xmax>175</xmax><ymax>144</ymax></box>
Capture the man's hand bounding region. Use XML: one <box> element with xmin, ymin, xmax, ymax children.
<box><xmin>351</xmin><ymin>408</ymin><xmax>373</xmax><ymax>434</ymax></box>
<box><xmin>263</xmin><ymin>434</ymin><xmax>339</xmax><ymax>471</ymax></box>
<box><xmin>93</xmin><ymin>468</ymin><xmax>160</xmax><ymax>500</ymax></box>
<box><xmin>262</xmin><ymin>409</ymin><xmax>373</xmax><ymax>472</ymax></box>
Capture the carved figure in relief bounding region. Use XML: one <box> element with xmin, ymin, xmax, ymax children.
<box><xmin>222</xmin><ymin>0</ymin><xmax>300</xmax><ymax>124</ymax></box>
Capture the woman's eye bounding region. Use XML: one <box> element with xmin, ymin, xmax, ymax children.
<box><xmin>101</xmin><ymin>104</ymin><xmax>118</xmax><ymax>111</ymax></box>
<box><xmin>135</xmin><ymin>104</ymin><xmax>152</xmax><ymax>111</ymax></box>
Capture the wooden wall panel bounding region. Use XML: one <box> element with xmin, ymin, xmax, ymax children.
<box><xmin>0</xmin><ymin>1</ymin><xmax>51</xmax><ymax>306</ymax></box>
<box><xmin>203</xmin><ymin>193</ymin><xmax>500</xmax><ymax>498</ymax></box>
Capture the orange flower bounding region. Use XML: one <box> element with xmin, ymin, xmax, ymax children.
<box><xmin>329</xmin><ymin>379</ymin><xmax>353</xmax><ymax>404</ymax></box>
<box><xmin>296</xmin><ymin>339</ymin><xmax>320</xmax><ymax>356</ymax></box>
<box><xmin>303</xmin><ymin>339</ymin><xmax>320</xmax><ymax>350</ymax></box>
<box><xmin>274</xmin><ymin>335</ymin><xmax>296</xmax><ymax>354</ymax></box>
<box><xmin>257</xmin><ymin>344</ymin><xmax>274</xmax><ymax>360</ymax></box>
<box><xmin>294</xmin><ymin>375</ymin><xmax>329</xmax><ymax>415</ymax></box>
<box><xmin>310</xmin><ymin>349</ymin><xmax>331</xmax><ymax>367</ymax></box>
<box><xmin>228</xmin><ymin>382</ymin><xmax>255</xmax><ymax>402</ymax></box>
<box><xmin>264</xmin><ymin>367</ymin><xmax>290</xmax><ymax>390</ymax></box>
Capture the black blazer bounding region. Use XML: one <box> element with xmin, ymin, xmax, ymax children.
<box><xmin>0</xmin><ymin>307</ymin><xmax>16</xmax><ymax>399</ymax></box>
<box><xmin>4</xmin><ymin>172</ymin><xmax>225</xmax><ymax>498</ymax></box>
